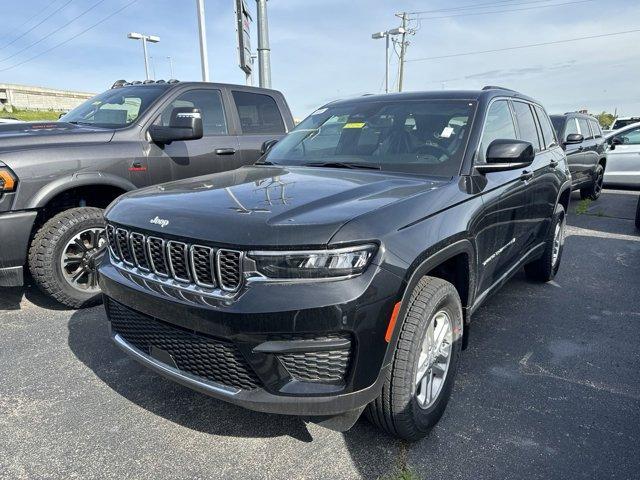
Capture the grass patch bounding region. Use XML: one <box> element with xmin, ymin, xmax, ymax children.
<box><xmin>575</xmin><ymin>198</ymin><xmax>591</xmax><ymax>215</ymax></box>
<box><xmin>0</xmin><ymin>108</ymin><xmax>64</xmax><ymax>122</ymax></box>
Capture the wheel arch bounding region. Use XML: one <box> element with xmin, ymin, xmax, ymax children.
<box><xmin>598</xmin><ymin>157</ymin><xmax>607</xmax><ymax>170</ymax></box>
<box><xmin>556</xmin><ymin>183</ymin><xmax>571</xmax><ymax>214</ymax></box>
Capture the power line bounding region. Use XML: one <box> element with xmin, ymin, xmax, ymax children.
<box><xmin>408</xmin><ymin>0</ymin><xmax>568</xmax><ymax>15</ymax></box>
<box><xmin>0</xmin><ymin>0</ymin><xmax>140</xmax><ymax>73</ymax></box>
<box><xmin>0</xmin><ymin>0</ymin><xmax>108</xmax><ymax>64</ymax></box>
<box><xmin>0</xmin><ymin>0</ymin><xmax>60</xmax><ymax>43</ymax></box>
<box><xmin>407</xmin><ymin>28</ymin><xmax>640</xmax><ymax>62</ymax></box>
<box><xmin>414</xmin><ymin>0</ymin><xmax>596</xmax><ymax>20</ymax></box>
<box><xmin>0</xmin><ymin>0</ymin><xmax>75</xmax><ymax>51</ymax></box>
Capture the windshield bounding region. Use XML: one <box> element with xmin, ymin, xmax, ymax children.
<box><xmin>60</xmin><ymin>85</ymin><xmax>169</xmax><ymax>128</ymax></box>
<box><xmin>265</xmin><ymin>99</ymin><xmax>476</xmax><ymax>176</ymax></box>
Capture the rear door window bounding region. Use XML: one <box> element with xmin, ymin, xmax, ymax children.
<box><xmin>232</xmin><ymin>91</ymin><xmax>286</xmax><ymax>134</ymax></box>
<box><xmin>512</xmin><ymin>101</ymin><xmax>541</xmax><ymax>152</ymax></box>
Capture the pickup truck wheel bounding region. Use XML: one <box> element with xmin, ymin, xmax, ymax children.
<box><xmin>28</xmin><ymin>207</ymin><xmax>105</xmax><ymax>309</ymax></box>
<box><xmin>366</xmin><ymin>276</ymin><xmax>463</xmax><ymax>441</ymax></box>
<box><xmin>580</xmin><ymin>165</ymin><xmax>604</xmax><ymax>200</ymax></box>
<box><xmin>524</xmin><ymin>204</ymin><xmax>565</xmax><ymax>282</ymax></box>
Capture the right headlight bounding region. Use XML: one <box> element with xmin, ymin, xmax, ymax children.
<box><xmin>247</xmin><ymin>244</ymin><xmax>377</xmax><ymax>280</ymax></box>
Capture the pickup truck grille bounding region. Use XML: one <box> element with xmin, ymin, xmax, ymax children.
<box><xmin>105</xmin><ymin>224</ymin><xmax>242</xmax><ymax>292</ymax></box>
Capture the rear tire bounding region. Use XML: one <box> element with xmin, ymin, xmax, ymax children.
<box><xmin>366</xmin><ymin>276</ymin><xmax>463</xmax><ymax>441</ymax></box>
<box><xmin>580</xmin><ymin>164</ymin><xmax>604</xmax><ymax>200</ymax></box>
<box><xmin>28</xmin><ymin>207</ymin><xmax>105</xmax><ymax>309</ymax></box>
<box><xmin>524</xmin><ymin>204</ymin><xmax>565</xmax><ymax>282</ymax></box>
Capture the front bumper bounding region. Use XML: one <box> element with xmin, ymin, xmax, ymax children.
<box><xmin>0</xmin><ymin>210</ymin><xmax>37</xmax><ymax>287</ymax></box>
<box><xmin>99</xmin><ymin>258</ymin><xmax>403</xmax><ymax>416</ymax></box>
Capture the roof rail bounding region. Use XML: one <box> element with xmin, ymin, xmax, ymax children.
<box><xmin>482</xmin><ymin>85</ymin><xmax>516</xmax><ymax>92</ymax></box>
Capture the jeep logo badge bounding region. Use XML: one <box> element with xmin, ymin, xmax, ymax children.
<box><xmin>150</xmin><ymin>216</ymin><xmax>169</xmax><ymax>228</ymax></box>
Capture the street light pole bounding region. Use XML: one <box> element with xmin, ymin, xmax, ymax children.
<box><xmin>196</xmin><ymin>0</ymin><xmax>210</xmax><ymax>81</ymax></box>
<box><xmin>127</xmin><ymin>32</ymin><xmax>160</xmax><ymax>81</ymax></box>
<box><xmin>372</xmin><ymin>27</ymin><xmax>405</xmax><ymax>94</ymax></box>
<box><xmin>256</xmin><ymin>0</ymin><xmax>271</xmax><ymax>88</ymax></box>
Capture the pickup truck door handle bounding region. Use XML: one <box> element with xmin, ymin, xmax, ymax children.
<box><xmin>215</xmin><ymin>148</ymin><xmax>236</xmax><ymax>155</ymax></box>
<box><xmin>519</xmin><ymin>170</ymin><xmax>534</xmax><ymax>181</ymax></box>
<box><xmin>549</xmin><ymin>159</ymin><xmax>559</xmax><ymax>168</ymax></box>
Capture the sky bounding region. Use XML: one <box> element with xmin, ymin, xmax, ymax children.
<box><xmin>1</xmin><ymin>0</ymin><xmax>639</xmax><ymax>119</ymax></box>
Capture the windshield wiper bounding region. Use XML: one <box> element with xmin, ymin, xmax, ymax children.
<box><xmin>302</xmin><ymin>161</ymin><xmax>381</xmax><ymax>170</ymax></box>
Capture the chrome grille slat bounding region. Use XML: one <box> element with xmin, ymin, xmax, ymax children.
<box><xmin>107</xmin><ymin>224</ymin><xmax>243</xmax><ymax>294</ymax></box>
<box><xmin>167</xmin><ymin>241</ymin><xmax>191</xmax><ymax>283</ymax></box>
<box><xmin>190</xmin><ymin>245</ymin><xmax>216</xmax><ymax>288</ymax></box>
<box><xmin>147</xmin><ymin>236</ymin><xmax>169</xmax><ymax>277</ymax></box>
<box><xmin>129</xmin><ymin>232</ymin><xmax>150</xmax><ymax>271</ymax></box>
<box><xmin>116</xmin><ymin>228</ymin><xmax>134</xmax><ymax>266</ymax></box>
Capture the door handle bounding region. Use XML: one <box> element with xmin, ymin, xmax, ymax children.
<box><xmin>549</xmin><ymin>159</ymin><xmax>559</xmax><ymax>168</ymax></box>
<box><xmin>215</xmin><ymin>148</ymin><xmax>236</xmax><ymax>155</ymax></box>
<box><xmin>519</xmin><ymin>170</ymin><xmax>534</xmax><ymax>181</ymax></box>
<box><xmin>577</xmin><ymin>146</ymin><xmax>584</xmax><ymax>151</ymax></box>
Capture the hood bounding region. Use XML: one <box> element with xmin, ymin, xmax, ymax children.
<box><xmin>106</xmin><ymin>165</ymin><xmax>448</xmax><ymax>247</ymax></box>
<box><xmin>0</xmin><ymin>122</ymin><xmax>114</xmax><ymax>151</ymax></box>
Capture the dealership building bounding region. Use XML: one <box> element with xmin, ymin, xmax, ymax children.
<box><xmin>0</xmin><ymin>83</ymin><xmax>94</xmax><ymax>112</ymax></box>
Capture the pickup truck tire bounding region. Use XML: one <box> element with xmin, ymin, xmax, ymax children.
<box><xmin>580</xmin><ymin>164</ymin><xmax>604</xmax><ymax>200</ymax></box>
<box><xmin>366</xmin><ymin>276</ymin><xmax>463</xmax><ymax>441</ymax></box>
<box><xmin>524</xmin><ymin>204</ymin><xmax>565</xmax><ymax>282</ymax></box>
<box><xmin>28</xmin><ymin>207</ymin><xmax>105</xmax><ymax>309</ymax></box>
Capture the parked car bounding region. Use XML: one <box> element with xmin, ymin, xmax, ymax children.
<box><xmin>99</xmin><ymin>86</ymin><xmax>571</xmax><ymax>441</ymax></box>
<box><xmin>550</xmin><ymin>112</ymin><xmax>607</xmax><ymax>199</ymax></box>
<box><xmin>609</xmin><ymin>116</ymin><xmax>640</xmax><ymax>132</ymax></box>
<box><xmin>603</xmin><ymin>121</ymin><xmax>640</xmax><ymax>188</ymax></box>
<box><xmin>0</xmin><ymin>80</ymin><xmax>294</xmax><ymax>307</ymax></box>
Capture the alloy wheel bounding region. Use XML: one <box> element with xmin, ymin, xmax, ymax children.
<box><xmin>415</xmin><ymin>310</ymin><xmax>453</xmax><ymax>409</ymax></box>
<box><xmin>551</xmin><ymin>218</ymin><xmax>565</xmax><ymax>267</ymax></box>
<box><xmin>59</xmin><ymin>228</ymin><xmax>106</xmax><ymax>292</ymax></box>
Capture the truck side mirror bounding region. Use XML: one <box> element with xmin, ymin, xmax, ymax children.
<box><xmin>475</xmin><ymin>139</ymin><xmax>535</xmax><ymax>174</ymax></box>
<box><xmin>149</xmin><ymin>107</ymin><xmax>203</xmax><ymax>144</ymax></box>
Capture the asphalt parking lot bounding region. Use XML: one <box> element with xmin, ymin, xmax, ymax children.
<box><xmin>1</xmin><ymin>189</ymin><xmax>639</xmax><ymax>480</ymax></box>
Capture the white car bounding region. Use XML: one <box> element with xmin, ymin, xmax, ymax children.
<box><xmin>604</xmin><ymin>122</ymin><xmax>640</xmax><ymax>188</ymax></box>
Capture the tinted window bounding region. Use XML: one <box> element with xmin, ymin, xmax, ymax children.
<box><xmin>61</xmin><ymin>85</ymin><xmax>168</xmax><ymax>127</ymax></box>
<box><xmin>589</xmin><ymin>119</ymin><xmax>602</xmax><ymax>138</ymax></box>
<box><xmin>232</xmin><ymin>91</ymin><xmax>285</xmax><ymax>134</ymax></box>
<box><xmin>577</xmin><ymin>118</ymin><xmax>592</xmax><ymax>139</ymax></box>
<box><xmin>158</xmin><ymin>89</ymin><xmax>227</xmax><ymax>135</ymax></box>
<box><xmin>266</xmin><ymin>99</ymin><xmax>476</xmax><ymax>176</ymax></box>
<box><xmin>615</xmin><ymin>126</ymin><xmax>640</xmax><ymax>145</ymax></box>
<box><xmin>550</xmin><ymin>116</ymin><xmax>564</xmax><ymax>138</ymax></box>
<box><xmin>534</xmin><ymin>105</ymin><xmax>557</xmax><ymax>149</ymax></box>
<box><xmin>480</xmin><ymin>100</ymin><xmax>517</xmax><ymax>160</ymax></box>
<box><xmin>564</xmin><ymin>118</ymin><xmax>579</xmax><ymax>138</ymax></box>
<box><xmin>513</xmin><ymin>101</ymin><xmax>541</xmax><ymax>151</ymax></box>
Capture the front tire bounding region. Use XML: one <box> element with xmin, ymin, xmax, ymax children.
<box><xmin>580</xmin><ymin>164</ymin><xmax>604</xmax><ymax>200</ymax></box>
<box><xmin>28</xmin><ymin>207</ymin><xmax>106</xmax><ymax>309</ymax></box>
<box><xmin>524</xmin><ymin>204</ymin><xmax>565</xmax><ymax>282</ymax></box>
<box><xmin>366</xmin><ymin>276</ymin><xmax>463</xmax><ymax>441</ymax></box>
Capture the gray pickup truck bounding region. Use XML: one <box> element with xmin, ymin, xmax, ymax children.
<box><xmin>0</xmin><ymin>80</ymin><xmax>294</xmax><ymax>307</ymax></box>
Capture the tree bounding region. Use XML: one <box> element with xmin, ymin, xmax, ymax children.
<box><xmin>596</xmin><ymin>111</ymin><xmax>615</xmax><ymax>129</ymax></box>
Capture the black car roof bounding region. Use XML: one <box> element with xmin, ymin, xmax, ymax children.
<box><xmin>323</xmin><ymin>87</ymin><xmax>540</xmax><ymax>108</ymax></box>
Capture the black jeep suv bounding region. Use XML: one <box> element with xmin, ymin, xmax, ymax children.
<box><xmin>99</xmin><ymin>87</ymin><xmax>571</xmax><ymax>441</ymax></box>
<box><xmin>0</xmin><ymin>80</ymin><xmax>293</xmax><ymax>307</ymax></box>
<box><xmin>550</xmin><ymin>112</ymin><xmax>607</xmax><ymax>200</ymax></box>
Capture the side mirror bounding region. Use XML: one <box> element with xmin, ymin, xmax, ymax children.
<box><xmin>475</xmin><ymin>139</ymin><xmax>535</xmax><ymax>174</ymax></box>
<box><xmin>564</xmin><ymin>133</ymin><xmax>583</xmax><ymax>144</ymax></box>
<box><xmin>149</xmin><ymin>107</ymin><xmax>203</xmax><ymax>144</ymax></box>
<box><xmin>611</xmin><ymin>136</ymin><xmax>623</xmax><ymax>145</ymax></box>
<box><xmin>260</xmin><ymin>139</ymin><xmax>279</xmax><ymax>155</ymax></box>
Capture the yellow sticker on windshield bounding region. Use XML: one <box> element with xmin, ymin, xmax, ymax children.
<box><xmin>343</xmin><ymin>122</ymin><xmax>366</xmax><ymax>129</ymax></box>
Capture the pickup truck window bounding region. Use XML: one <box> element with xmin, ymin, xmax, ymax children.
<box><xmin>232</xmin><ymin>91</ymin><xmax>285</xmax><ymax>134</ymax></box>
<box><xmin>513</xmin><ymin>101</ymin><xmax>541</xmax><ymax>152</ymax></box>
<box><xmin>480</xmin><ymin>100</ymin><xmax>517</xmax><ymax>161</ymax></box>
<box><xmin>61</xmin><ymin>85</ymin><xmax>168</xmax><ymax>128</ymax></box>
<box><xmin>157</xmin><ymin>89</ymin><xmax>227</xmax><ymax>135</ymax></box>
<box><xmin>266</xmin><ymin>99</ymin><xmax>475</xmax><ymax>176</ymax></box>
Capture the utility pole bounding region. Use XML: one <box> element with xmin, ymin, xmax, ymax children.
<box><xmin>166</xmin><ymin>56</ymin><xmax>174</xmax><ymax>78</ymax></box>
<box><xmin>127</xmin><ymin>32</ymin><xmax>160</xmax><ymax>81</ymax></box>
<box><xmin>196</xmin><ymin>0</ymin><xmax>210</xmax><ymax>81</ymax></box>
<box><xmin>397</xmin><ymin>12</ymin><xmax>408</xmax><ymax>92</ymax></box>
<box><xmin>256</xmin><ymin>0</ymin><xmax>271</xmax><ymax>88</ymax></box>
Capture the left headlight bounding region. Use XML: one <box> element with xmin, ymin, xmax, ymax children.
<box><xmin>0</xmin><ymin>167</ymin><xmax>17</xmax><ymax>193</ymax></box>
<box><xmin>248</xmin><ymin>244</ymin><xmax>377</xmax><ymax>279</ymax></box>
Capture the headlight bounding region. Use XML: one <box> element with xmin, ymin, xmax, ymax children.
<box><xmin>0</xmin><ymin>167</ymin><xmax>17</xmax><ymax>192</ymax></box>
<box><xmin>248</xmin><ymin>244</ymin><xmax>377</xmax><ymax>279</ymax></box>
